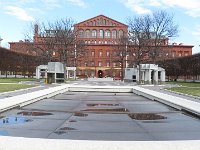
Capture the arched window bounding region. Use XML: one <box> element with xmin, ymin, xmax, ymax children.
<box><xmin>92</xmin><ymin>30</ymin><xmax>97</xmax><ymax>38</ymax></box>
<box><xmin>119</xmin><ymin>30</ymin><xmax>124</xmax><ymax>38</ymax></box>
<box><xmin>94</xmin><ymin>20</ymin><xmax>96</xmax><ymax>26</ymax></box>
<box><xmin>112</xmin><ymin>30</ymin><xmax>117</xmax><ymax>39</ymax></box>
<box><xmin>105</xmin><ymin>30</ymin><xmax>110</xmax><ymax>38</ymax></box>
<box><xmin>104</xmin><ymin>19</ymin><xmax>106</xmax><ymax>25</ymax></box>
<box><xmin>79</xmin><ymin>29</ymin><xmax>84</xmax><ymax>38</ymax></box>
<box><xmin>99</xmin><ymin>29</ymin><xmax>103</xmax><ymax>38</ymax></box>
<box><xmin>100</xmin><ymin>17</ymin><xmax>103</xmax><ymax>25</ymax></box>
<box><xmin>86</xmin><ymin>29</ymin><xmax>90</xmax><ymax>38</ymax></box>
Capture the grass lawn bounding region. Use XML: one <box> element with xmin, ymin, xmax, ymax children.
<box><xmin>0</xmin><ymin>78</ymin><xmax>36</xmax><ymax>83</ymax></box>
<box><xmin>166</xmin><ymin>81</ymin><xmax>200</xmax><ymax>97</ymax></box>
<box><xmin>0</xmin><ymin>84</ymin><xmax>35</xmax><ymax>93</ymax></box>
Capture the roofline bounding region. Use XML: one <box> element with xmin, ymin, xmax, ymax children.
<box><xmin>75</xmin><ymin>14</ymin><xmax>128</xmax><ymax>27</ymax></box>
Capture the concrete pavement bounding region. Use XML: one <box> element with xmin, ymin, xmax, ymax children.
<box><xmin>0</xmin><ymin>80</ymin><xmax>200</xmax><ymax>149</ymax></box>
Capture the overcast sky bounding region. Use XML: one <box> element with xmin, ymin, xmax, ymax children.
<box><xmin>0</xmin><ymin>0</ymin><xmax>200</xmax><ymax>53</ymax></box>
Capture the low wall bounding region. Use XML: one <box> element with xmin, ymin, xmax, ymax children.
<box><xmin>88</xmin><ymin>77</ymin><xmax>113</xmax><ymax>82</ymax></box>
<box><xmin>1</xmin><ymin>84</ymin><xmax>200</xmax><ymax>149</ymax></box>
<box><xmin>0</xmin><ymin>136</ymin><xmax>200</xmax><ymax>150</ymax></box>
<box><xmin>132</xmin><ymin>86</ymin><xmax>200</xmax><ymax>116</ymax></box>
<box><xmin>0</xmin><ymin>84</ymin><xmax>69</xmax><ymax>112</ymax></box>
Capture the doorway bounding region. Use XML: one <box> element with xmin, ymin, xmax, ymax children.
<box><xmin>98</xmin><ymin>70</ymin><xmax>103</xmax><ymax>78</ymax></box>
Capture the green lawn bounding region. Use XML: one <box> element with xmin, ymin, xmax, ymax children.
<box><xmin>0</xmin><ymin>78</ymin><xmax>36</xmax><ymax>83</ymax></box>
<box><xmin>166</xmin><ymin>81</ymin><xmax>200</xmax><ymax>97</ymax></box>
<box><xmin>0</xmin><ymin>84</ymin><xmax>35</xmax><ymax>93</ymax></box>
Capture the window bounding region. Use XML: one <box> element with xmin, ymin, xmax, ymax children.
<box><xmin>91</xmin><ymin>61</ymin><xmax>94</xmax><ymax>66</ymax></box>
<box><xmin>106</xmin><ymin>61</ymin><xmax>110</xmax><ymax>67</ymax></box>
<box><xmin>92</xmin><ymin>51</ymin><xmax>95</xmax><ymax>56</ymax></box>
<box><xmin>85</xmin><ymin>50</ymin><xmax>88</xmax><ymax>56</ymax></box>
<box><xmin>105</xmin><ymin>30</ymin><xmax>110</xmax><ymax>38</ymax></box>
<box><xmin>53</xmin><ymin>51</ymin><xmax>56</xmax><ymax>56</ymax></box>
<box><xmin>112</xmin><ymin>30</ymin><xmax>117</xmax><ymax>39</ymax></box>
<box><xmin>99</xmin><ymin>51</ymin><xmax>102</xmax><ymax>57</ymax></box>
<box><xmin>172</xmin><ymin>52</ymin><xmax>175</xmax><ymax>58</ymax></box>
<box><xmin>79</xmin><ymin>30</ymin><xmax>84</xmax><ymax>38</ymax></box>
<box><xmin>100</xmin><ymin>17</ymin><xmax>103</xmax><ymax>25</ymax></box>
<box><xmin>99</xmin><ymin>29</ymin><xmax>103</xmax><ymax>38</ymax></box>
<box><xmin>72</xmin><ymin>51</ymin><xmax>75</xmax><ymax>56</ymax></box>
<box><xmin>92</xmin><ymin>30</ymin><xmax>97</xmax><ymax>38</ymax></box>
<box><xmin>113</xmin><ymin>62</ymin><xmax>116</xmax><ymax>67</ymax></box>
<box><xmin>119</xmin><ymin>30</ymin><xmax>124</xmax><ymax>38</ymax></box>
<box><xmin>104</xmin><ymin>19</ymin><xmax>106</xmax><ymax>25</ymax></box>
<box><xmin>178</xmin><ymin>53</ymin><xmax>182</xmax><ymax>57</ymax></box>
<box><xmin>98</xmin><ymin>61</ymin><xmax>102</xmax><ymax>67</ymax></box>
<box><xmin>91</xmin><ymin>71</ymin><xmax>95</xmax><ymax>77</ymax></box>
<box><xmin>94</xmin><ymin>20</ymin><xmax>96</xmax><ymax>26</ymax></box>
<box><xmin>106</xmin><ymin>51</ymin><xmax>110</xmax><ymax>57</ymax></box>
<box><xmin>85</xmin><ymin>61</ymin><xmax>88</xmax><ymax>67</ymax></box>
<box><xmin>86</xmin><ymin>29</ymin><xmax>90</xmax><ymax>38</ymax></box>
<box><xmin>113</xmin><ymin>51</ymin><xmax>117</xmax><ymax>56</ymax></box>
<box><xmin>78</xmin><ymin>70</ymin><xmax>81</xmax><ymax>75</ymax></box>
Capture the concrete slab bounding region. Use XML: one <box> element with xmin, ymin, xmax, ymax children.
<box><xmin>56</xmin><ymin>120</ymin><xmax>145</xmax><ymax>133</ymax></box>
<box><xmin>123</xmin><ymin>103</ymin><xmax>176</xmax><ymax>113</ymax></box>
<box><xmin>0</xmin><ymin>128</ymin><xmax>51</xmax><ymax>138</ymax></box>
<box><xmin>69</xmin><ymin>113</ymin><xmax>132</xmax><ymax>122</ymax></box>
<box><xmin>0</xmin><ymin>117</ymin><xmax>66</xmax><ymax>131</ymax></box>
<box><xmin>48</xmin><ymin>131</ymin><xmax>155</xmax><ymax>141</ymax></box>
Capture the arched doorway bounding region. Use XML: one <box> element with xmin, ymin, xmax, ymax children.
<box><xmin>98</xmin><ymin>70</ymin><xmax>103</xmax><ymax>78</ymax></box>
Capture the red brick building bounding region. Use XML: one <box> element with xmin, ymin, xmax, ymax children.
<box><xmin>9</xmin><ymin>15</ymin><xmax>193</xmax><ymax>78</ymax></box>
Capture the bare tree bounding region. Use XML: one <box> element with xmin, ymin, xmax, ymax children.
<box><xmin>24</xmin><ymin>18</ymin><xmax>86</xmax><ymax>80</ymax></box>
<box><xmin>128</xmin><ymin>10</ymin><xmax>179</xmax><ymax>84</ymax></box>
<box><xmin>128</xmin><ymin>14</ymin><xmax>152</xmax><ymax>84</ymax></box>
<box><xmin>113</xmin><ymin>35</ymin><xmax>129</xmax><ymax>81</ymax></box>
<box><xmin>149</xmin><ymin>10</ymin><xmax>179</xmax><ymax>63</ymax></box>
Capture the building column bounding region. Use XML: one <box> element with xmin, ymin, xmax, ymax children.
<box><xmin>141</xmin><ymin>70</ymin><xmax>145</xmax><ymax>83</ymax></box>
<box><xmin>136</xmin><ymin>69</ymin><xmax>140</xmax><ymax>83</ymax></box>
<box><xmin>74</xmin><ymin>69</ymin><xmax>76</xmax><ymax>79</ymax></box>
<box><xmin>145</xmin><ymin>69</ymin><xmax>151</xmax><ymax>84</ymax></box>
<box><xmin>66</xmin><ymin>69</ymin><xmax>69</xmax><ymax>79</ymax></box>
<box><xmin>55</xmin><ymin>73</ymin><xmax>57</xmax><ymax>83</ymax></box>
<box><xmin>153</xmin><ymin>70</ymin><xmax>158</xmax><ymax>84</ymax></box>
<box><xmin>45</xmin><ymin>70</ymin><xmax>47</xmax><ymax>79</ymax></box>
<box><xmin>36</xmin><ymin>67</ymin><xmax>40</xmax><ymax>79</ymax></box>
<box><xmin>161</xmin><ymin>70</ymin><xmax>166</xmax><ymax>83</ymax></box>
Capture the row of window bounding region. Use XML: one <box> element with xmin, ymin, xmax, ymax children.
<box><xmin>85</xmin><ymin>40</ymin><xmax>118</xmax><ymax>44</ymax></box>
<box><xmin>77</xmin><ymin>70</ymin><xmax>118</xmax><ymax>77</ymax></box>
<box><xmin>84</xmin><ymin>17</ymin><xmax>117</xmax><ymax>27</ymax></box>
<box><xmin>83</xmin><ymin>61</ymin><xmax>120</xmax><ymax>67</ymax></box>
<box><xmin>79</xmin><ymin>29</ymin><xmax>124</xmax><ymax>39</ymax></box>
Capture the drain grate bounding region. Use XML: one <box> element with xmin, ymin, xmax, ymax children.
<box><xmin>74</xmin><ymin>112</ymin><xmax>88</xmax><ymax>117</ymax></box>
<box><xmin>17</xmin><ymin>111</ymin><xmax>53</xmax><ymax>116</ymax></box>
<box><xmin>128</xmin><ymin>113</ymin><xmax>167</xmax><ymax>120</ymax></box>
<box><xmin>54</xmin><ymin>131</ymin><xmax>66</xmax><ymax>135</ymax></box>
<box><xmin>69</xmin><ymin>120</ymin><xmax>77</xmax><ymax>122</ymax></box>
<box><xmin>87</xmin><ymin>103</ymin><xmax>120</xmax><ymax>107</ymax></box>
<box><xmin>60</xmin><ymin>127</ymin><xmax>76</xmax><ymax>130</ymax></box>
<box><xmin>82</xmin><ymin>108</ymin><xmax>129</xmax><ymax>112</ymax></box>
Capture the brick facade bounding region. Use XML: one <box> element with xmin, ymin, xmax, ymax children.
<box><xmin>9</xmin><ymin>15</ymin><xmax>193</xmax><ymax>78</ymax></box>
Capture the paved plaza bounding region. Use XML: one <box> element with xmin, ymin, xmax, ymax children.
<box><xmin>1</xmin><ymin>81</ymin><xmax>200</xmax><ymax>141</ymax></box>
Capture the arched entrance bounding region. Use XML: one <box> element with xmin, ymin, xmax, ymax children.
<box><xmin>98</xmin><ymin>70</ymin><xmax>103</xmax><ymax>78</ymax></box>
